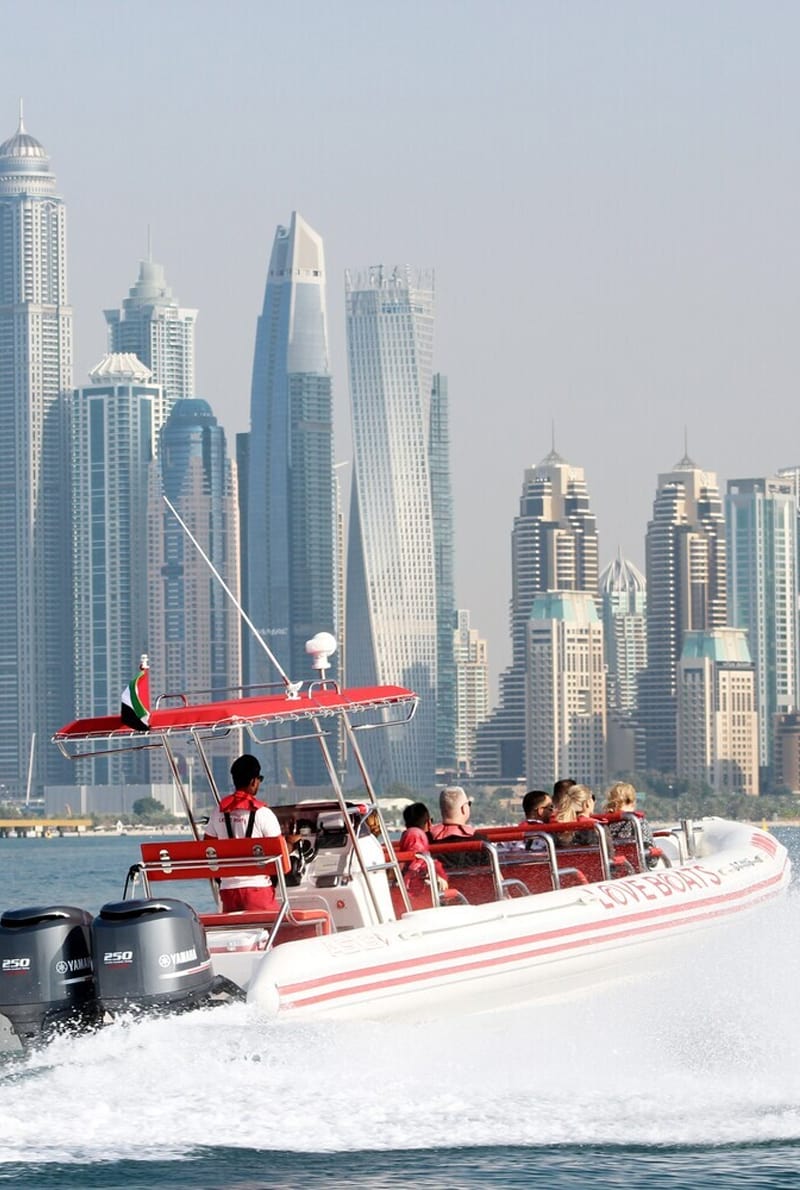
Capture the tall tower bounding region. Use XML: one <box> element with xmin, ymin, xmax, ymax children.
<box><xmin>71</xmin><ymin>354</ymin><xmax>168</xmax><ymax>783</ymax></box>
<box><xmin>727</xmin><ymin>476</ymin><xmax>797</xmax><ymax>785</ymax></box>
<box><xmin>430</xmin><ymin>373</ymin><xmax>456</xmax><ymax>776</ymax></box>
<box><xmin>346</xmin><ymin>265</ymin><xmax>436</xmax><ymax>791</ymax></box>
<box><xmin>600</xmin><ymin>551</ymin><xmax>647</xmax><ymax>775</ymax></box>
<box><xmin>677</xmin><ymin>629</ymin><xmax>758</xmax><ymax>795</ymax></box>
<box><xmin>0</xmin><ymin>111</ymin><xmax>73</xmax><ymax>793</ymax></box>
<box><xmin>526</xmin><ymin>592</ymin><xmax>607</xmax><ymax>791</ymax></box>
<box><xmin>247</xmin><ymin>213</ymin><xmax>335</xmax><ymax>786</ymax></box>
<box><xmin>641</xmin><ymin>454</ymin><xmax>727</xmax><ymax>775</ymax></box>
<box><xmin>148</xmin><ymin>399</ymin><xmax>241</xmax><ymax>787</ymax></box>
<box><xmin>453</xmin><ymin>609</ymin><xmax>490</xmax><ymax>779</ymax></box>
<box><xmin>105</xmin><ymin>258</ymin><xmax>197</xmax><ymax>401</ymax></box>
<box><xmin>474</xmin><ymin>449</ymin><xmax>599</xmax><ymax>781</ymax></box>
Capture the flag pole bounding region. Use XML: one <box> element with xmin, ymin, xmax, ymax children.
<box><xmin>162</xmin><ymin>495</ymin><xmax>298</xmax><ymax>693</ymax></box>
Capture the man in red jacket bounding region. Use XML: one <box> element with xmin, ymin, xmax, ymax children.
<box><xmin>204</xmin><ymin>754</ymin><xmax>282</xmax><ymax>912</ymax></box>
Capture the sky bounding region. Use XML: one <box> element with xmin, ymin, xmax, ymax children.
<box><xmin>3</xmin><ymin>0</ymin><xmax>800</xmax><ymax>692</ymax></box>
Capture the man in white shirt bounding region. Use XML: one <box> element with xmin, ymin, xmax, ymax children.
<box><xmin>204</xmin><ymin>754</ymin><xmax>282</xmax><ymax>912</ymax></box>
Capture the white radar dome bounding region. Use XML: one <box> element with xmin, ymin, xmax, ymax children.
<box><xmin>305</xmin><ymin>632</ymin><xmax>338</xmax><ymax>672</ymax></box>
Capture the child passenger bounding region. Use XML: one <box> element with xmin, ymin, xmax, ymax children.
<box><xmin>398</xmin><ymin>803</ymin><xmax>448</xmax><ymax>898</ymax></box>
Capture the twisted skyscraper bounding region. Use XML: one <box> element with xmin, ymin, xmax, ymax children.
<box><xmin>345</xmin><ymin>265</ymin><xmax>437</xmax><ymax>790</ymax></box>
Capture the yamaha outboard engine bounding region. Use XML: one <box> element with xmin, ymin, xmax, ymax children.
<box><xmin>93</xmin><ymin>898</ymin><xmax>215</xmax><ymax>1016</ymax></box>
<box><xmin>0</xmin><ymin>905</ymin><xmax>97</xmax><ymax>1049</ymax></box>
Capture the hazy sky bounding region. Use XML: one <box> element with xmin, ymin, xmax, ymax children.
<box><xmin>4</xmin><ymin>1</ymin><xmax>800</xmax><ymax>690</ymax></box>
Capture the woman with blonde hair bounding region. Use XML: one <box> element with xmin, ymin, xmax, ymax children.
<box><xmin>551</xmin><ymin>783</ymin><xmax>596</xmax><ymax>847</ymax></box>
<box><xmin>603</xmin><ymin>781</ymin><xmax>654</xmax><ymax>851</ymax></box>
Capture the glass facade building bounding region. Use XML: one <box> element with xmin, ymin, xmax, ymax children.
<box><xmin>0</xmin><ymin>114</ymin><xmax>73</xmax><ymax>793</ymax></box>
<box><xmin>475</xmin><ymin>450</ymin><xmax>599</xmax><ymax>782</ymax></box>
<box><xmin>641</xmin><ymin>456</ymin><xmax>727</xmax><ymax>775</ymax></box>
<box><xmin>148</xmin><ymin>398</ymin><xmax>241</xmax><ymax>788</ymax></box>
<box><xmin>726</xmin><ymin>476</ymin><xmax>797</xmax><ymax>781</ymax></box>
<box><xmin>71</xmin><ymin>354</ymin><xmax>168</xmax><ymax>784</ymax></box>
<box><xmin>600</xmin><ymin>551</ymin><xmax>647</xmax><ymax>774</ymax></box>
<box><xmin>345</xmin><ymin>265</ymin><xmax>436</xmax><ymax>791</ymax></box>
<box><xmin>526</xmin><ymin>591</ymin><xmax>607</xmax><ymax>791</ymax></box>
<box><xmin>430</xmin><ymin>373</ymin><xmax>456</xmax><ymax>776</ymax></box>
<box><xmin>246</xmin><ymin>213</ymin><xmax>335</xmax><ymax>787</ymax></box>
<box><xmin>105</xmin><ymin>258</ymin><xmax>197</xmax><ymax>402</ymax></box>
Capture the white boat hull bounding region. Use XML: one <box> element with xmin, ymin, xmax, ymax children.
<box><xmin>243</xmin><ymin>818</ymin><xmax>790</xmax><ymax>1020</ymax></box>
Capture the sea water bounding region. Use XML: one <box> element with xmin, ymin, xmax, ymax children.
<box><xmin>0</xmin><ymin>831</ymin><xmax>798</xmax><ymax>1189</ymax></box>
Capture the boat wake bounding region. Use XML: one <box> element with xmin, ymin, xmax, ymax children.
<box><xmin>1</xmin><ymin>889</ymin><xmax>799</xmax><ymax>1165</ymax></box>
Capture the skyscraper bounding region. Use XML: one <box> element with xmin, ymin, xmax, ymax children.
<box><xmin>71</xmin><ymin>354</ymin><xmax>168</xmax><ymax>783</ymax></box>
<box><xmin>600</xmin><ymin>551</ymin><xmax>647</xmax><ymax>775</ymax></box>
<box><xmin>726</xmin><ymin>476</ymin><xmax>797</xmax><ymax>785</ymax></box>
<box><xmin>105</xmin><ymin>257</ymin><xmax>197</xmax><ymax>401</ymax></box>
<box><xmin>474</xmin><ymin>449</ymin><xmax>599</xmax><ymax>782</ymax></box>
<box><xmin>346</xmin><ymin>265</ymin><xmax>436</xmax><ymax>791</ymax></box>
<box><xmin>148</xmin><ymin>398</ymin><xmax>241</xmax><ymax>786</ymax></box>
<box><xmin>430</xmin><ymin>373</ymin><xmax>456</xmax><ymax>776</ymax></box>
<box><xmin>453</xmin><ymin>609</ymin><xmax>490</xmax><ymax>779</ymax></box>
<box><xmin>247</xmin><ymin>213</ymin><xmax>335</xmax><ymax>786</ymax></box>
<box><xmin>0</xmin><ymin>112</ymin><xmax>72</xmax><ymax>793</ymax></box>
<box><xmin>641</xmin><ymin>455</ymin><xmax>727</xmax><ymax>775</ymax></box>
<box><xmin>526</xmin><ymin>592</ymin><xmax>607</xmax><ymax>791</ymax></box>
<box><xmin>677</xmin><ymin>629</ymin><xmax>758</xmax><ymax>795</ymax></box>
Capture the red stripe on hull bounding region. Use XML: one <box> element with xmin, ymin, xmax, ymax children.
<box><xmin>277</xmin><ymin>861</ymin><xmax>788</xmax><ymax>1011</ymax></box>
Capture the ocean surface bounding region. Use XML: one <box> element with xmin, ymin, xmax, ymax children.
<box><xmin>0</xmin><ymin>829</ymin><xmax>799</xmax><ymax>1189</ymax></box>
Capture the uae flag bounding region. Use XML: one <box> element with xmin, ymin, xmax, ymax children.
<box><xmin>121</xmin><ymin>661</ymin><xmax>151</xmax><ymax>732</ymax></box>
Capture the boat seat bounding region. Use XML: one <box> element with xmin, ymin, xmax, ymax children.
<box><xmin>135</xmin><ymin>837</ymin><xmax>332</xmax><ymax>937</ymax></box>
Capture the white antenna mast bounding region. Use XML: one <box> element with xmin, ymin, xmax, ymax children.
<box><xmin>162</xmin><ymin>496</ymin><xmax>300</xmax><ymax>696</ymax></box>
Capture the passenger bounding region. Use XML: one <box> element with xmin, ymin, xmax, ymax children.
<box><xmin>399</xmin><ymin>801</ymin><xmax>435</xmax><ymax>847</ymax></box>
<box><xmin>397</xmin><ymin>802</ymin><xmax>448</xmax><ymax>897</ymax></box>
<box><xmin>203</xmin><ymin>754</ymin><xmax>281</xmax><ymax>912</ymax></box>
<box><xmin>551</xmin><ymin>783</ymin><xmax>596</xmax><ymax>848</ymax></box>
<box><xmin>429</xmin><ymin>786</ymin><xmax>476</xmax><ymax>840</ymax></box>
<box><xmin>553</xmin><ymin>777</ymin><xmax>576</xmax><ymax>800</ymax></box>
<box><xmin>604</xmin><ymin>781</ymin><xmax>655</xmax><ymax>858</ymax></box>
<box><xmin>520</xmin><ymin>790</ymin><xmax>552</xmax><ymax>825</ymax></box>
<box><xmin>518</xmin><ymin>790</ymin><xmax>552</xmax><ymax>851</ymax></box>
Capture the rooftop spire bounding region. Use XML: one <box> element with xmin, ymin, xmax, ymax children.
<box><xmin>17</xmin><ymin>98</ymin><xmax>24</xmax><ymax>134</ymax></box>
<box><xmin>673</xmin><ymin>424</ymin><xmax>696</xmax><ymax>469</ymax></box>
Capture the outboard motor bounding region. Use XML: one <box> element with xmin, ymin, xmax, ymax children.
<box><xmin>0</xmin><ymin>905</ymin><xmax>97</xmax><ymax>1049</ymax></box>
<box><xmin>93</xmin><ymin>898</ymin><xmax>215</xmax><ymax>1016</ymax></box>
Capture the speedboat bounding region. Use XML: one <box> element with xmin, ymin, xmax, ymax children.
<box><xmin>0</xmin><ymin>651</ymin><xmax>788</xmax><ymax>1051</ymax></box>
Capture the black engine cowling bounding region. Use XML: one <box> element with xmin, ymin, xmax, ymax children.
<box><xmin>93</xmin><ymin>898</ymin><xmax>215</xmax><ymax>1015</ymax></box>
<box><xmin>0</xmin><ymin>905</ymin><xmax>97</xmax><ymax>1047</ymax></box>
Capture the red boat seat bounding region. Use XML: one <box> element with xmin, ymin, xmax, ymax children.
<box><xmin>136</xmin><ymin>837</ymin><xmax>331</xmax><ymax>937</ymax></box>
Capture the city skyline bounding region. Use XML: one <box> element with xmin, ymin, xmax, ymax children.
<box><xmin>5</xmin><ymin>3</ymin><xmax>800</xmax><ymax>694</ymax></box>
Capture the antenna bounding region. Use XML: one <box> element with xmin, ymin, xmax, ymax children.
<box><xmin>162</xmin><ymin>495</ymin><xmax>300</xmax><ymax>696</ymax></box>
<box><xmin>17</xmin><ymin>98</ymin><xmax>24</xmax><ymax>133</ymax></box>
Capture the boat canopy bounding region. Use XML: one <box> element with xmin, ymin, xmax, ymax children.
<box><xmin>52</xmin><ymin>684</ymin><xmax>418</xmax><ymax>758</ymax></box>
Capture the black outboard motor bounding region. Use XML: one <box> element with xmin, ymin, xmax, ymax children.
<box><xmin>0</xmin><ymin>905</ymin><xmax>97</xmax><ymax>1049</ymax></box>
<box><xmin>93</xmin><ymin>898</ymin><xmax>215</xmax><ymax>1016</ymax></box>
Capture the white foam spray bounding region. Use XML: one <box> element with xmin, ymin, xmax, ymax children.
<box><xmin>1</xmin><ymin>892</ymin><xmax>799</xmax><ymax>1164</ymax></box>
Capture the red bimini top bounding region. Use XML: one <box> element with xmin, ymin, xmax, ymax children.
<box><xmin>53</xmin><ymin>684</ymin><xmax>417</xmax><ymax>749</ymax></box>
